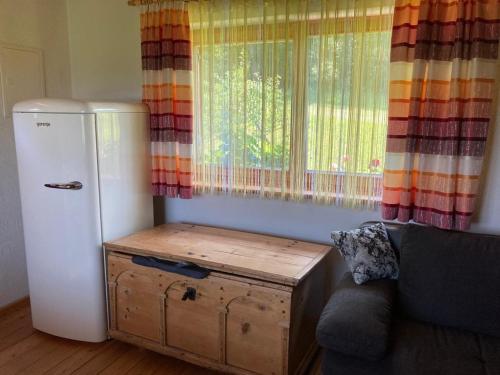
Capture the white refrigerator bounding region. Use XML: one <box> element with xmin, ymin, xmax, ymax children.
<box><xmin>13</xmin><ymin>99</ymin><xmax>153</xmax><ymax>342</ymax></box>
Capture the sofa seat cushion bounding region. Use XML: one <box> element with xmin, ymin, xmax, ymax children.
<box><xmin>478</xmin><ymin>333</ymin><xmax>500</xmax><ymax>370</ymax></box>
<box><xmin>389</xmin><ymin>319</ymin><xmax>499</xmax><ymax>375</ymax></box>
<box><xmin>322</xmin><ymin>318</ymin><xmax>500</xmax><ymax>375</ymax></box>
<box><xmin>398</xmin><ymin>224</ymin><xmax>500</xmax><ymax>337</ymax></box>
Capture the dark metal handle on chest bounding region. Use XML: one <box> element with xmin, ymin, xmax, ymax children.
<box><xmin>182</xmin><ymin>287</ymin><xmax>197</xmax><ymax>301</ymax></box>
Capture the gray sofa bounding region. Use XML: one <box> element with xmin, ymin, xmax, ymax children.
<box><xmin>316</xmin><ymin>223</ymin><xmax>500</xmax><ymax>375</ymax></box>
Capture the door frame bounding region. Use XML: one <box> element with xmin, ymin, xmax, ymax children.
<box><xmin>0</xmin><ymin>42</ymin><xmax>46</xmax><ymax>120</ymax></box>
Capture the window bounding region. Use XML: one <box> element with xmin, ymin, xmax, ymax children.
<box><xmin>189</xmin><ymin>0</ymin><xmax>393</xmax><ymax>207</ymax></box>
<box><xmin>195</xmin><ymin>41</ymin><xmax>292</xmax><ymax>169</ymax></box>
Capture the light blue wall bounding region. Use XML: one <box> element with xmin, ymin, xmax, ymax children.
<box><xmin>158</xmin><ymin>195</ymin><xmax>380</xmax><ymax>244</ymax></box>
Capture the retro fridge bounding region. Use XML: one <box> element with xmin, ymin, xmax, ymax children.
<box><xmin>13</xmin><ymin>99</ymin><xmax>153</xmax><ymax>342</ymax></box>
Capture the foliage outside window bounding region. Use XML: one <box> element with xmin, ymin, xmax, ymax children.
<box><xmin>189</xmin><ymin>0</ymin><xmax>393</xmax><ymax>208</ymax></box>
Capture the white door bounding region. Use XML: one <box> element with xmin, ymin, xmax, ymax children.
<box><xmin>13</xmin><ymin>112</ymin><xmax>107</xmax><ymax>342</ymax></box>
<box><xmin>0</xmin><ymin>44</ymin><xmax>45</xmax><ymax>119</ymax></box>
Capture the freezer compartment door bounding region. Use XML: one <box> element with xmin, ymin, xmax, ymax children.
<box><xmin>13</xmin><ymin>112</ymin><xmax>107</xmax><ymax>342</ymax></box>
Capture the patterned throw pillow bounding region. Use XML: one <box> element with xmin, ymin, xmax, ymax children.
<box><xmin>331</xmin><ymin>223</ymin><xmax>399</xmax><ymax>285</ymax></box>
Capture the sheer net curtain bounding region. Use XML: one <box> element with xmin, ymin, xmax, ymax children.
<box><xmin>189</xmin><ymin>0</ymin><xmax>394</xmax><ymax>208</ymax></box>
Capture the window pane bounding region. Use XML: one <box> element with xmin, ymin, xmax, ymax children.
<box><xmin>190</xmin><ymin>0</ymin><xmax>394</xmax><ymax>205</ymax></box>
<box><xmin>195</xmin><ymin>41</ymin><xmax>292</xmax><ymax>170</ymax></box>
<box><xmin>306</xmin><ymin>31</ymin><xmax>391</xmax><ymax>174</ymax></box>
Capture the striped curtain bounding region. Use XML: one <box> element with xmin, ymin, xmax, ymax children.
<box><xmin>382</xmin><ymin>0</ymin><xmax>500</xmax><ymax>230</ymax></box>
<box><xmin>141</xmin><ymin>1</ymin><xmax>193</xmax><ymax>198</ymax></box>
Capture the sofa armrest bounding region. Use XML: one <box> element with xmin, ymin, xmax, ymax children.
<box><xmin>316</xmin><ymin>272</ymin><xmax>396</xmax><ymax>361</ymax></box>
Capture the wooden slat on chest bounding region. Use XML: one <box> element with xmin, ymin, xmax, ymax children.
<box><xmin>104</xmin><ymin>223</ymin><xmax>331</xmax><ymax>286</ymax></box>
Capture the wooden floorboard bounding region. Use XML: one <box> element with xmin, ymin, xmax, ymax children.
<box><xmin>0</xmin><ymin>299</ymin><xmax>35</xmax><ymax>352</ymax></box>
<box><xmin>0</xmin><ymin>301</ymin><xmax>321</xmax><ymax>375</ymax></box>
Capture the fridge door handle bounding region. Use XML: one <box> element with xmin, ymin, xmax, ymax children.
<box><xmin>44</xmin><ymin>181</ymin><xmax>83</xmax><ymax>190</ymax></box>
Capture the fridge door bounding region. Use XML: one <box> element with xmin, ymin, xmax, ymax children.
<box><xmin>13</xmin><ymin>112</ymin><xmax>107</xmax><ymax>342</ymax></box>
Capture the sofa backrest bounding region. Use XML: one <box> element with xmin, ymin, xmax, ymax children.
<box><xmin>397</xmin><ymin>224</ymin><xmax>500</xmax><ymax>338</ymax></box>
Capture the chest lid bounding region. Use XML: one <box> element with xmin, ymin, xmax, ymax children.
<box><xmin>104</xmin><ymin>223</ymin><xmax>331</xmax><ymax>286</ymax></box>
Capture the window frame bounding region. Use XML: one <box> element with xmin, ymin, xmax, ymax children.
<box><xmin>190</xmin><ymin>12</ymin><xmax>391</xmax><ymax>201</ymax></box>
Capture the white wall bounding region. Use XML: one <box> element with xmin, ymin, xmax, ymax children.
<box><xmin>473</xmin><ymin>61</ymin><xmax>500</xmax><ymax>235</ymax></box>
<box><xmin>66</xmin><ymin>0</ymin><xmax>142</xmax><ymax>100</ymax></box>
<box><xmin>0</xmin><ymin>0</ymin><xmax>72</xmax><ymax>97</ymax></box>
<box><xmin>0</xmin><ymin>0</ymin><xmax>72</xmax><ymax>307</ymax></box>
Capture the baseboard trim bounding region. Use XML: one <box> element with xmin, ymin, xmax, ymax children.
<box><xmin>0</xmin><ymin>296</ymin><xmax>30</xmax><ymax>316</ymax></box>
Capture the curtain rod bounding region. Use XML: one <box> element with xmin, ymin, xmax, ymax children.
<box><xmin>128</xmin><ymin>0</ymin><xmax>196</xmax><ymax>5</ymax></box>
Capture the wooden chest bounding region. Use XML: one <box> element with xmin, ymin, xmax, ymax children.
<box><xmin>104</xmin><ymin>224</ymin><xmax>331</xmax><ymax>375</ymax></box>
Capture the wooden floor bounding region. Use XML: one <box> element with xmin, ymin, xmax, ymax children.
<box><xmin>0</xmin><ymin>299</ymin><xmax>321</xmax><ymax>375</ymax></box>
